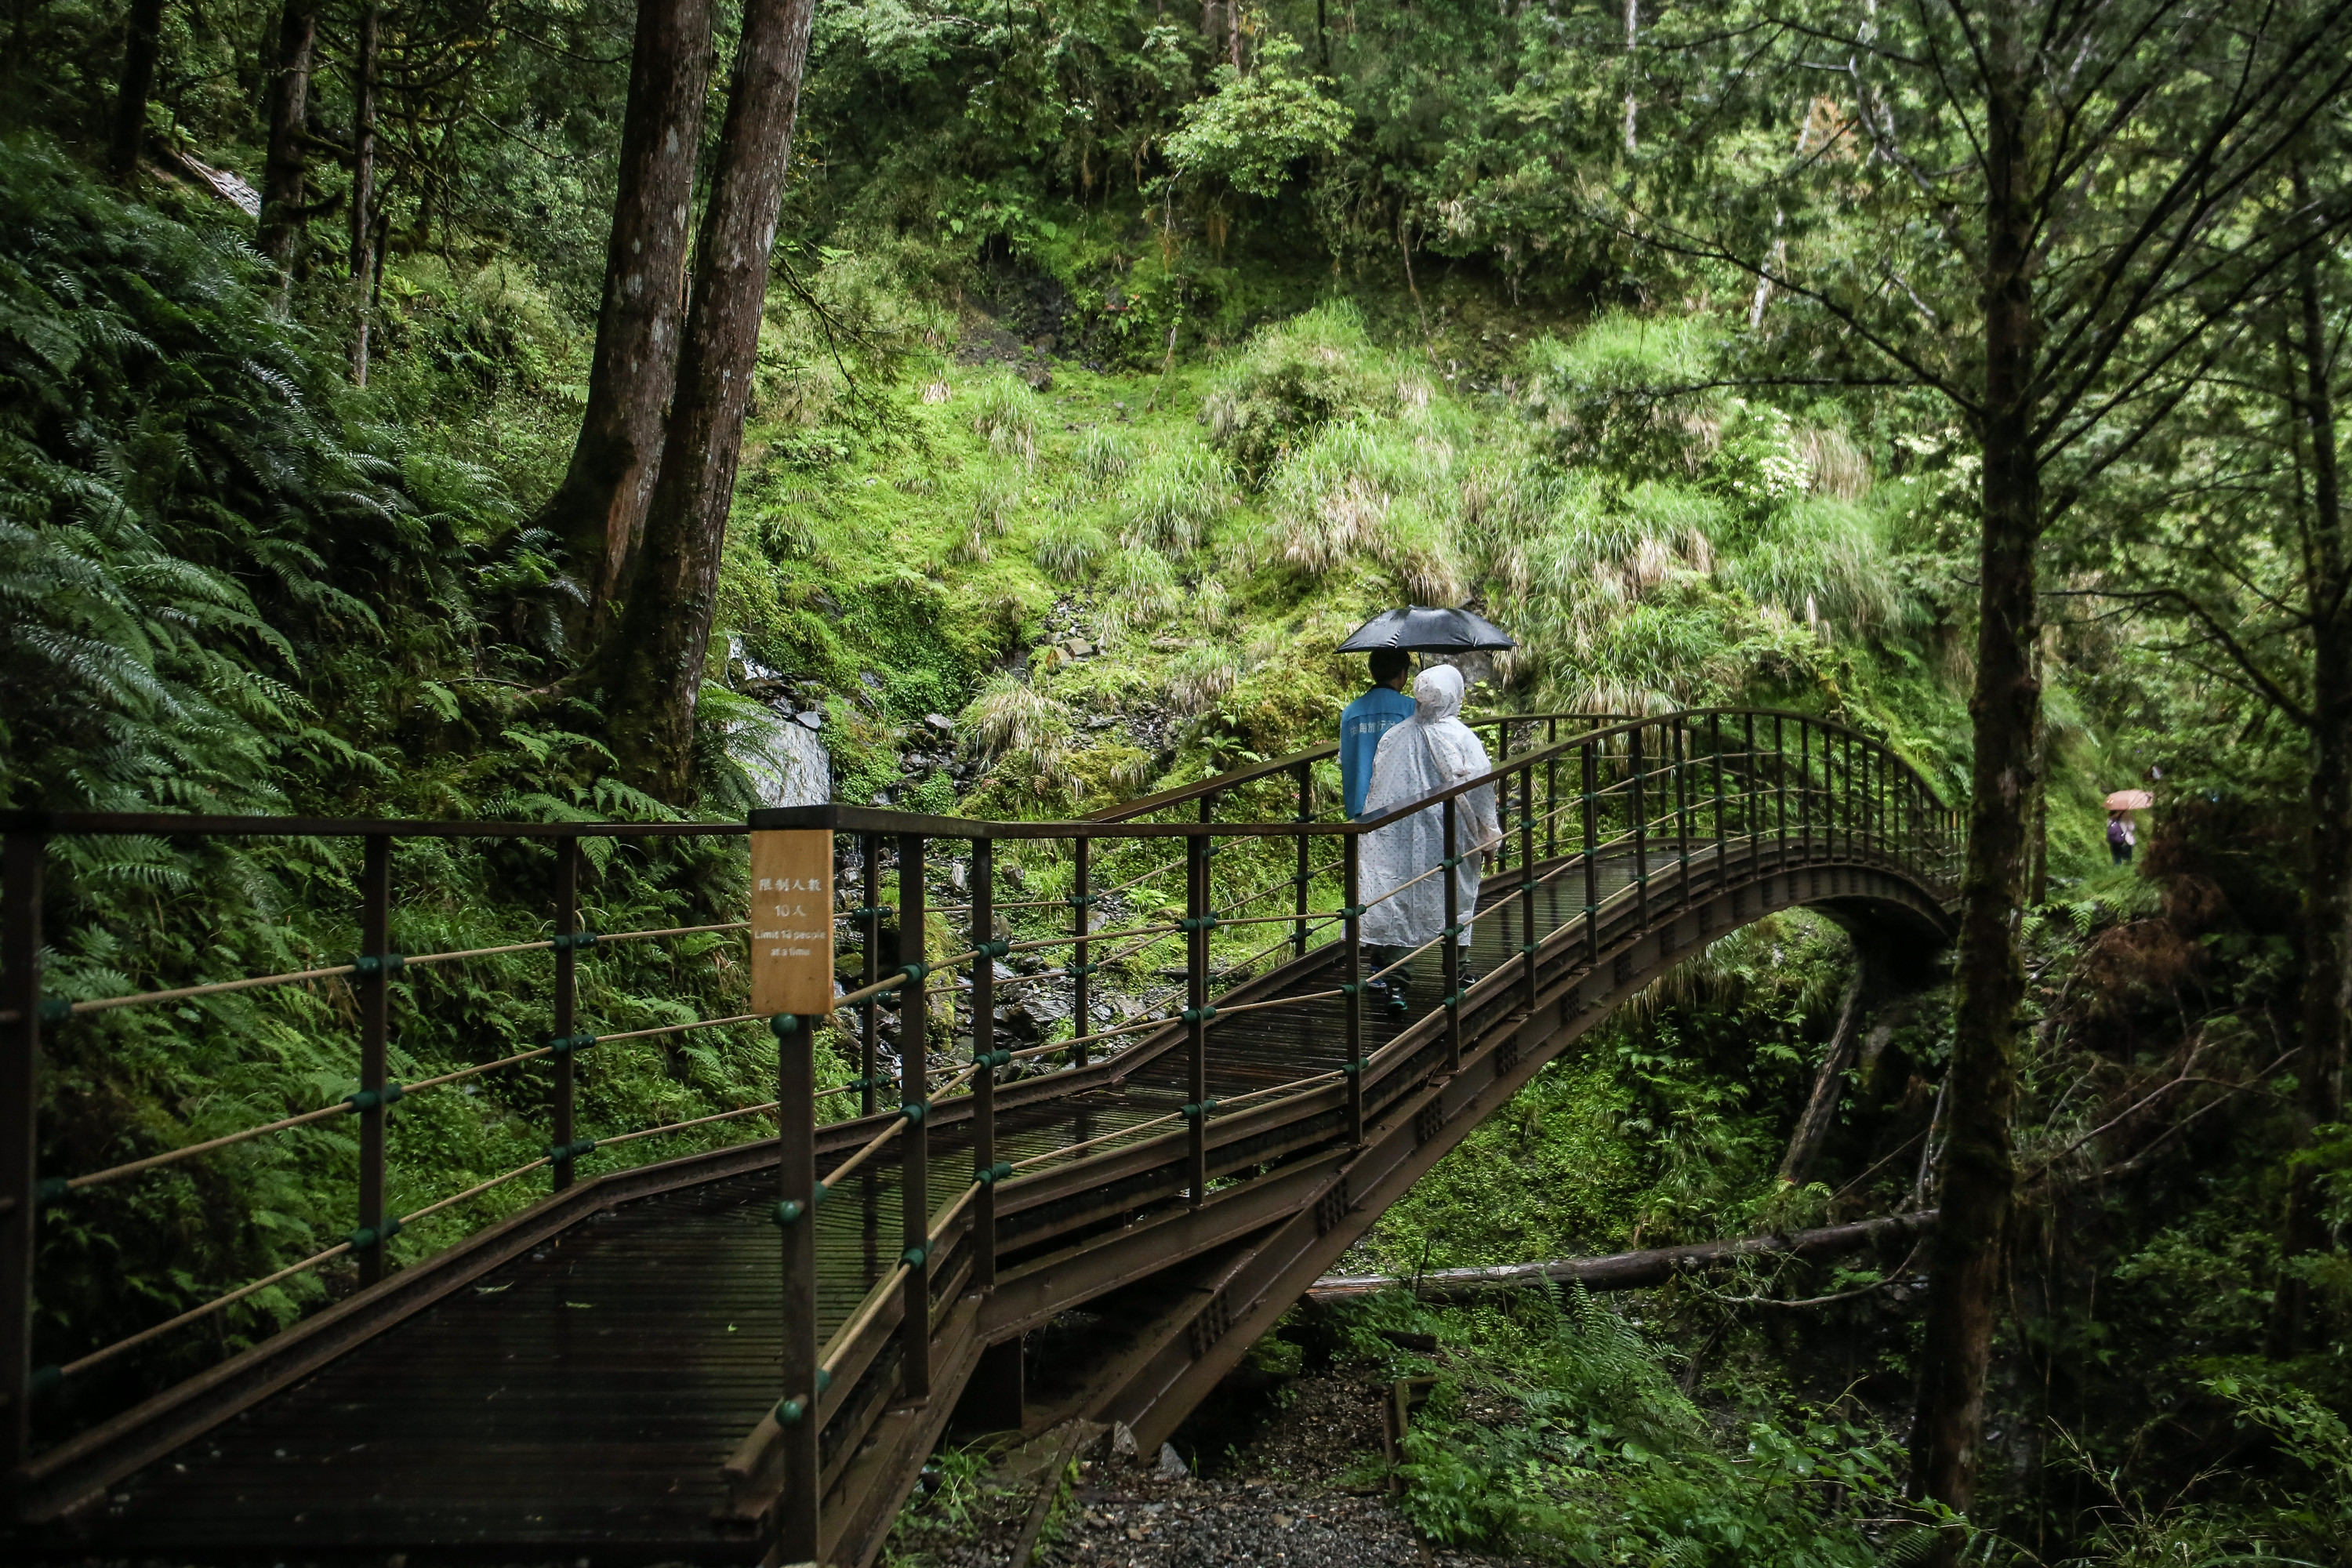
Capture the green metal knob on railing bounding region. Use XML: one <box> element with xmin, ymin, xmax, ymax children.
<box><xmin>347</xmin><ymin>1216</ymin><xmax>403</xmax><ymax>1250</ymax></box>
<box><xmin>37</xmin><ymin>996</ymin><xmax>71</xmax><ymax>1022</ymax></box>
<box><xmin>775</xmin><ymin>1396</ymin><xmax>807</xmax><ymax>1425</ymax></box>
<box><xmin>350</xmin><ymin>953</ymin><xmax>407</xmax><ymax>976</ymax></box>
<box><xmin>34</xmin><ymin>1176</ymin><xmax>71</xmax><ymax>1207</ymax></box>
<box><xmin>817</xmin><ymin>1367</ymin><xmax>833</xmax><ymax>1393</ymax></box>
<box><xmin>344</xmin><ymin>1081</ymin><xmax>405</xmax><ymax>1112</ymax></box>
<box><xmin>1178</xmin><ymin>915</ymin><xmax>1220</xmax><ymax>932</ymax></box>
<box><xmin>1338</xmin><ymin>982</ymin><xmax>1365</xmax><ymax>996</ymax></box>
<box><xmin>974</xmin><ymin>1160</ymin><xmax>1014</xmax><ymax>1185</ymax></box>
<box><xmin>1519</xmin><ymin>943</ymin><xmax>1539</xmax><ymax>956</ymax></box>
<box><xmin>851</xmin><ymin>905</ymin><xmax>884</xmax><ymax>920</ymax></box>
<box><xmin>900</xmin><ymin>1102</ymin><xmax>927</xmax><ymax>1124</ymax></box>
<box><xmin>1340</xmin><ymin>904</ymin><xmax>1368</xmax><ymax>919</ymax></box>
<box><xmin>1067</xmin><ymin>893</ymin><xmax>1099</xmax><ymax>907</ymax></box>
<box><xmin>1181</xmin><ymin>1005</ymin><xmax>1218</xmax><ymax>1025</ymax></box>
<box><xmin>770</xmin><ymin>1013</ymin><xmax>800</xmax><ymax>1038</ymax></box>
<box><xmin>548</xmin><ymin>1033</ymin><xmax>597</xmax><ymax>1055</ymax></box>
<box><xmin>1441</xmin><ymin>993</ymin><xmax>1464</xmax><ymax>1010</ymax></box>
<box><xmin>900</xmin><ymin>962</ymin><xmax>930</xmax><ymax>982</ymax></box>
<box><xmin>546</xmin><ymin>1138</ymin><xmax>597</xmax><ymax>1163</ymax></box>
<box><xmin>772</xmin><ymin>1199</ymin><xmax>804</xmax><ymax>1225</ymax></box>
<box><xmin>974</xmin><ymin>1047</ymin><xmax>1011</xmax><ymax>1069</ymax></box>
<box><xmin>976</xmin><ymin>939</ymin><xmax>1011</xmax><ymax>960</ymax></box>
<box><xmin>902</xmin><ymin>1245</ymin><xmax>927</xmax><ymax>1269</ymax></box>
<box><xmin>550</xmin><ymin>930</ymin><xmax>601</xmax><ymax>951</ymax></box>
<box><xmin>1181</xmin><ymin>1099</ymin><xmax>1218</xmax><ymax>1120</ymax></box>
<box><xmin>1068</xmin><ymin>962</ymin><xmax>1100</xmax><ymax>977</ymax></box>
<box><xmin>1442</xmin><ymin>924</ymin><xmax>1464</xmax><ymax>939</ymax></box>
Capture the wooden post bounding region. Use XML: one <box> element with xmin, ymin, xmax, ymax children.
<box><xmin>774</xmin><ymin>1009</ymin><xmax>819</xmax><ymax>1563</ymax></box>
<box><xmin>1799</xmin><ymin>721</ymin><xmax>1813</xmax><ymax>863</ymax></box>
<box><xmin>1186</xmin><ymin>831</ymin><xmax>1210</xmax><ymax>1202</ymax></box>
<box><xmin>862</xmin><ymin>834</ymin><xmax>881</xmax><ymax>1118</ymax></box>
<box><xmin>1344</xmin><ymin>833</ymin><xmax>1363</xmax><ymax>1148</ymax></box>
<box><xmin>1630</xmin><ymin>724</ymin><xmax>1648</xmax><ymax>933</ymax></box>
<box><xmin>898</xmin><ymin>832</ymin><xmax>929</xmax><ymax>1401</ymax></box>
<box><xmin>1581</xmin><ymin>742</ymin><xmax>1600</xmax><ymax>966</ymax></box>
<box><xmin>1443</xmin><ymin>797</ymin><xmax>1461</xmax><ymax>1073</ymax></box>
<box><xmin>1545</xmin><ymin>717</ymin><xmax>1560</xmax><ymax>861</ymax></box>
<box><xmin>1672</xmin><ymin>720</ymin><xmax>1690</xmax><ymax>888</ymax></box>
<box><xmin>1072</xmin><ymin>835</ymin><xmax>1091</xmax><ymax>1069</ymax></box>
<box><xmin>1519</xmin><ymin>762</ymin><xmax>1537</xmax><ymax>1013</ymax></box>
<box><xmin>1293</xmin><ymin>761</ymin><xmax>1312</xmax><ymax>960</ymax></box>
<box><xmin>1711</xmin><ymin>713</ymin><xmax>1727</xmax><ymax>888</ymax></box>
<box><xmin>551</xmin><ymin>837</ymin><xmax>579</xmax><ymax>1193</ymax></box>
<box><xmin>972</xmin><ymin>837</ymin><xmax>996</xmax><ymax>1290</ymax></box>
<box><xmin>357</xmin><ymin>833</ymin><xmax>392</xmax><ymax>1288</ymax></box>
<box><xmin>1</xmin><ymin>830</ymin><xmax>43</xmax><ymax>1490</ymax></box>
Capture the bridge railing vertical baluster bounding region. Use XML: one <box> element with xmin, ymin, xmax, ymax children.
<box><xmin>1581</xmin><ymin>742</ymin><xmax>1599</xmax><ymax>967</ymax></box>
<box><xmin>356</xmin><ymin>833</ymin><xmax>392</xmax><ymax>1288</ymax></box>
<box><xmin>1630</xmin><ymin>724</ymin><xmax>1648</xmax><ymax>933</ymax></box>
<box><xmin>1293</xmin><ymin>761</ymin><xmax>1312</xmax><ymax>960</ymax></box>
<box><xmin>1443</xmin><ymin>797</ymin><xmax>1461</xmax><ymax>1073</ymax></box>
<box><xmin>898</xmin><ymin>831</ymin><xmax>929</xmax><ymax>1402</ymax></box>
<box><xmin>1672</xmin><ymin>720</ymin><xmax>1690</xmax><ymax>905</ymax></box>
<box><xmin>1545</xmin><ymin>717</ymin><xmax>1559</xmax><ymax>861</ymax></box>
<box><xmin>551</xmin><ymin>837</ymin><xmax>579</xmax><ymax>1193</ymax></box>
<box><xmin>1072</xmin><ymin>834</ymin><xmax>1091</xmax><ymax>1069</ymax></box>
<box><xmin>1798</xmin><ymin>720</ymin><xmax>1813</xmax><ymax>865</ymax></box>
<box><xmin>1185</xmin><ymin>827</ymin><xmax>1209</xmax><ymax>1203</ymax></box>
<box><xmin>773</xmin><ymin>1006</ymin><xmax>819</xmax><ymax>1563</ymax></box>
<box><xmin>972</xmin><ymin>836</ymin><xmax>996</xmax><ymax>1290</ymax></box>
<box><xmin>1773</xmin><ymin>715</ymin><xmax>1788</xmax><ymax>871</ymax></box>
<box><xmin>1344</xmin><ymin>833</ymin><xmax>1363</xmax><ymax>1148</ymax></box>
<box><xmin>1711</xmin><ymin>713</ymin><xmax>1726</xmax><ymax>891</ymax></box>
<box><xmin>861</xmin><ymin>834</ymin><xmax>880</xmax><ymax>1118</ymax></box>
<box><xmin>1496</xmin><ymin>719</ymin><xmax>1512</xmax><ymax>875</ymax></box>
<box><xmin>1519</xmin><ymin>760</ymin><xmax>1538</xmax><ymax>1014</ymax></box>
<box><xmin>2</xmin><ymin>829</ymin><xmax>44</xmax><ymax>1485</ymax></box>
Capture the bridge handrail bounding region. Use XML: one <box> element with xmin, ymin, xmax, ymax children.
<box><xmin>0</xmin><ymin>705</ymin><xmax>1959</xmax><ymax>1522</ymax></box>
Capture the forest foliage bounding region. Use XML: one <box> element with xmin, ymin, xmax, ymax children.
<box><xmin>4</xmin><ymin>0</ymin><xmax>2352</xmax><ymax>1562</ymax></box>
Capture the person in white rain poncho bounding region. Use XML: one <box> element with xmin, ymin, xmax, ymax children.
<box><xmin>1359</xmin><ymin>665</ymin><xmax>1501</xmax><ymax>1014</ymax></box>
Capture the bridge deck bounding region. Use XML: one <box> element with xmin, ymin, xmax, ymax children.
<box><xmin>81</xmin><ymin>866</ymin><xmax>1612</xmax><ymax>1555</ymax></box>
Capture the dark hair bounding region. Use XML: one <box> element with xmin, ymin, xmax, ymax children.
<box><xmin>1369</xmin><ymin>648</ymin><xmax>1410</xmax><ymax>683</ymax></box>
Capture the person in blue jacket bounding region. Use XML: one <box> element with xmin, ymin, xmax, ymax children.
<box><xmin>1341</xmin><ymin>648</ymin><xmax>1417</xmax><ymax>819</ymax></box>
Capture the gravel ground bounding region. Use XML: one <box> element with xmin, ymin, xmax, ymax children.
<box><xmin>887</xmin><ymin>1373</ymin><xmax>1542</xmax><ymax>1568</ymax></box>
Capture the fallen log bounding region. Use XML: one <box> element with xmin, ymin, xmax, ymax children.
<box><xmin>1305</xmin><ymin>1210</ymin><xmax>1937</xmax><ymax>1306</ymax></box>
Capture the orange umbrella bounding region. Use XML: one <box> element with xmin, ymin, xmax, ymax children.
<box><xmin>2104</xmin><ymin>789</ymin><xmax>2154</xmax><ymax>811</ymax></box>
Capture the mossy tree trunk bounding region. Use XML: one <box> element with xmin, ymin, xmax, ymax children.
<box><xmin>2274</xmin><ymin>209</ymin><xmax>2352</xmax><ymax>1356</ymax></box>
<box><xmin>540</xmin><ymin>0</ymin><xmax>714</xmax><ymax>656</ymax></box>
<box><xmin>1911</xmin><ymin>4</ymin><xmax>2034</xmax><ymax>1552</ymax></box>
<box><xmin>109</xmin><ymin>0</ymin><xmax>166</xmax><ymax>177</ymax></box>
<box><xmin>606</xmin><ymin>0</ymin><xmax>817</xmax><ymax>800</ymax></box>
<box><xmin>257</xmin><ymin>0</ymin><xmax>318</xmax><ymax>279</ymax></box>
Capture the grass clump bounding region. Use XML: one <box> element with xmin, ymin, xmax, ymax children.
<box><xmin>971</xmin><ymin>373</ymin><xmax>1040</xmax><ymax>463</ymax></box>
<box><xmin>1203</xmin><ymin>299</ymin><xmax>1406</xmax><ymax>482</ymax></box>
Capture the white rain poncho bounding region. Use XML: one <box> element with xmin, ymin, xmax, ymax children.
<box><xmin>1360</xmin><ymin>666</ymin><xmax>1501</xmax><ymax>950</ymax></box>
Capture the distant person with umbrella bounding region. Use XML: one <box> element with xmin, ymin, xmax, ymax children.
<box><xmin>1341</xmin><ymin>648</ymin><xmax>1417</xmax><ymax>819</ymax></box>
<box><xmin>1337</xmin><ymin>607</ymin><xmax>1517</xmax><ymax>1015</ymax></box>
<box><xmin>1360</xmin><ymin>664</ymin><xmax>1501</xmax><ymax>1014</ymax></box>
<box><xmin>2106</xmin><ymin>789</ymin><xmax>2151</xmax><ymax>865</ymax></box>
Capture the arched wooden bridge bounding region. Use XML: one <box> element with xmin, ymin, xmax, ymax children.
<box><xmin>0</xmin><ymin>709</ymin><xmax>1957</xmax><ymax>1564</ymax></box>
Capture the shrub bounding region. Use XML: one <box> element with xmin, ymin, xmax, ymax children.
<box><xmin>1202</xmin><ymin>300</ymin><xmax>1397</xmax><ymax>482</ymax></box>
<box><xmin>1118</xmin><ymin>448</ymin><xmax>1229</xmax><ymax>555</ymax></box>
<box><xmin>1522</xmin><ymin>312</ymin><xmax>1721</xmax><ymax>480</ymax></box>
<box><xmin>1033</xmin><ymin>519</ymin><xmax>1109</xmax><ymax>579</ymax></box>
<box><xmin>971</xmin><ymin>373</ymin><xmax>1037</xmax><ymax>463</ymax></box>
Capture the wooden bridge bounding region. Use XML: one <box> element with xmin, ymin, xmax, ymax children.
<box><xmin>0</xmin><ymin>709</ymin><xmax>1957</xmax><ymax>1564</ymax></box>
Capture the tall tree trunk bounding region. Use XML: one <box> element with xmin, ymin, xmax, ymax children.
<box><xmin>1912</xmin><ymin>7</ymin><xmax>2034</xmax><ymax>1557</ymax></box>
<box><xmin>1621</xmin><ymin>0</ymin><xmax>1638</xmax><ymax>154</ymax></box>
<box><xmin>257</xmin><ymin>0</ymin><xmax>318</xmax><ymax>277</ymax></box>
<box><xmin>347</xmin><ymin>2</ymin><xmax>379</xmax><ymax>386</ymax></box>
<box><xmin>604</xmin><ymin>0</ymin><xmax>817</xmax><ymax>800</ymax></box>
<box><xmin>2274</xmin><ymin>198</ymin><xmax>2352</xmax><ymax>1358</ymax></box>
<box><xmin>539</xmin><ymin>0</ymin><xmax>713</xmax><ymax>655</ymax></box>
<box><xmin>109</xmin><ymin>0</ymin><xmax>167</xmax><ymax>177</ymax></box>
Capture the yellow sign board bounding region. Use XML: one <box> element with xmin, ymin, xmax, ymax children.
<box><xmin>750</xmin><ymin>830</ymin><xmax>834</xmax><ymax>1016</ymax></box>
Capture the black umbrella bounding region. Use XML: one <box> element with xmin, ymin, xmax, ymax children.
<box><xmin>1337</xmin><ymin>605</ymin><xmax>1518</xmax><ymax>653</ymax></box>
